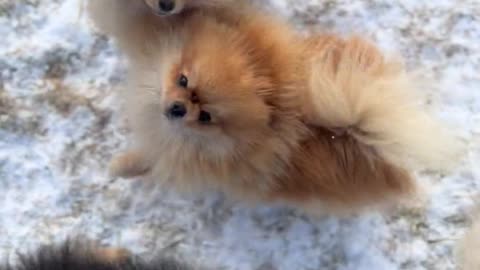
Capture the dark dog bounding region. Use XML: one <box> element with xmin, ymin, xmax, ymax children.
<box><xmin>1</xmin><ymin>241</ymin><xmax>194</xmax><ymax>270</ymax></box>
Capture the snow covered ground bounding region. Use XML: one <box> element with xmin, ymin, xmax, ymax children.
<box><xmin>0</xmin><ymin>0</ymin><xmax>479</xmax><ymax>269</ymax></box>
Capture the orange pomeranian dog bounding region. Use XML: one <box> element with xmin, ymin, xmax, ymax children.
<box><xmin>89</xmin><ymin>1</ymin><xmax>461</xmax><ymax>213</ymax></box>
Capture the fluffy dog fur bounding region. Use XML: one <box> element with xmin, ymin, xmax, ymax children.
<box><xmin>87</xmin><ymin>0</ymin><xmax>253</xmax><ymax>60</ymax></box>
<box><xmin>89</xmin><ymin>0</ymin><xmax>461</xmax><ymax>213</ymax></box>
<box><xmin>0</xmin><ymin>241</ymin><xmax>194</xmax><ymax>270</ymax></box>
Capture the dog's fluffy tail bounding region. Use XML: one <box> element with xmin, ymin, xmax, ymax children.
<box><xmin>306</xmin><ymin>35</ymin><xmax>462</xmax><ymax>171</ymax></box>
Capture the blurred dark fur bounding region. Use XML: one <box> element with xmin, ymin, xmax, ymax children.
<box><xmin>1</xmin><ymin>241</ymin><xmax>194</xmax><ymax>270</ymax></box>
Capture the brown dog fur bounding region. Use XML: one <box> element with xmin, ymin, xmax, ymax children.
<box><xmin>89</xmin><ymin>0</ymin><xmax>461</xmax><ymax>213</ymax></box>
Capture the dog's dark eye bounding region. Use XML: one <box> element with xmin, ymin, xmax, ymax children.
<box><xmin>198</xmin><ymin>110</ymin><xmax>211</xmax><ymax>124</ymax></box>
<box><xmin>178</xmin><ymin>74</ymin><xmax>188</xmax><ymax>88</ymax></box>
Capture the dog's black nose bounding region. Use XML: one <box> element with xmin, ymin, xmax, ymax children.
<box><xmin>158</xmin><ymin>0</ymin><xmax>175</xmax><ymax>12</ymax></box>
<box><xmin>166</xmin><ymin>102</ymin><xmax>187</xmax><ymax>119</ymax></box>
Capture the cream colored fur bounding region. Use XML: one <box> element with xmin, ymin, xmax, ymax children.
<box><xmin>306</xmin><ymin>36</ymin><xmax>462</xmax><ymax>171</ymax></box>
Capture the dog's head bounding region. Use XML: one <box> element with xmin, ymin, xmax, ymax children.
<box><xmin>129</xmin><ymin>15</ymin><xmax>284</xmax><ymax>159</ymax></box>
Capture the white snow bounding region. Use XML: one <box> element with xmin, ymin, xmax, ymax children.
<box><xmin>0</xmin><ymin>0</ymin><xmax>479</xmax><ymax>269</ymax></box>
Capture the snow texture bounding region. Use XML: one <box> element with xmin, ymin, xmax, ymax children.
<box><xmin>0</xmin><ymin>0</ymin><xmax>479</xmax><ymax>269</ymax></box>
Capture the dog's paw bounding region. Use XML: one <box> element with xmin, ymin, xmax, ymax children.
<box><xmin>109</xmin><ymin>151</ymin><xmax>151</xmax><ymax>178</ymax></box>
